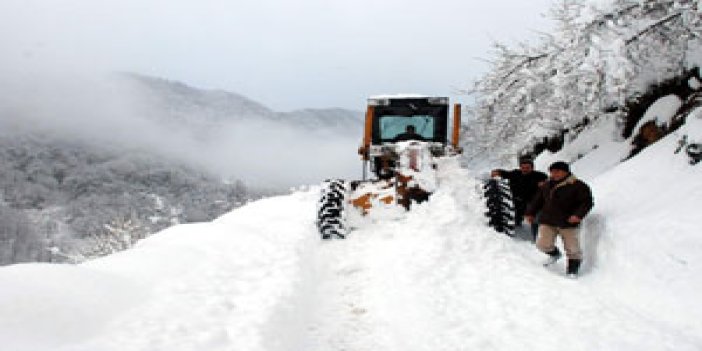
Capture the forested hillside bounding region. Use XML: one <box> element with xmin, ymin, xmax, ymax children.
<box><xmin>0</xmin><ymin>130</ymin><xmax>259</xmax><ymax>265</ymax></box>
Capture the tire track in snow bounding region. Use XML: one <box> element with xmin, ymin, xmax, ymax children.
<box><xmin>266</xmin><ymin>221</ymin><xmax>408</xmax><ymax>351</ymax></box>
<box><xmin>267</xmin><ymin>158</ymin><xmax>484</xmax><ymax>351</ymax></box>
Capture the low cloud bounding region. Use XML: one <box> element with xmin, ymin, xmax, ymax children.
<box><xmin>0</xmin><ymin>70</ymin><xmax>362</xmax><ymax>189</ymax></box>
<box><xmin>206</xmin><ymin>119</ymin><xmax>361</xmax><ymax>187</ymax></box>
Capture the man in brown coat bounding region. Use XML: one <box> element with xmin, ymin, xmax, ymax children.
<box><xmin>525</xmin><ymin>161</ymin><xmax>593</xmax><ymax>277</ymax></box>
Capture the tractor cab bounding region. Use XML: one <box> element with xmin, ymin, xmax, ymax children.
<box><xmin>370</xmin><ymin>96</ymin><xmax>449</xmax><ymax>145</ymax></box>
<box><xmin>358</xmin><ymin>96</ymin><xmax>461</xmax><ymax>180</ymax></box>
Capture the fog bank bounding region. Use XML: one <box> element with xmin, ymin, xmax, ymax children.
<box><xmin>0</xmin><ymin>70</ymin><xmax>362</xmax><ymax>188</ymax></box>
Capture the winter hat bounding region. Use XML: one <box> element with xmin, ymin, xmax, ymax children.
<box><xmin>548</xmin><ymin>161</ymin><xmax>570</xmax><ymax>173</ymax></box>
<box><xmin>518</xmin><ymin>156</ymin><xmax>534</xmax><ymax>166</ymax></box>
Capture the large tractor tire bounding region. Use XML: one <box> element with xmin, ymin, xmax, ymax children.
<box><xmin>317</xmin><ymin>179</ymin><xmax>348</xmax><ymax>239</ymax></box>
<box><xmin>483</xmin><ymin>178</ymin><xmax>515</xmax><ymax>236</ymax></box>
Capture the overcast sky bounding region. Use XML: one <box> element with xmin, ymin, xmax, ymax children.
<box><xmin>1</xmin><ymin>0</ymin><xmax>556</xmax><ymax>111</ymax></box>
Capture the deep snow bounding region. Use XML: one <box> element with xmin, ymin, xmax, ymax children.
<box><xmin>1</xmin><ymin>128</ymin><xmax>701</xmax><ymax>350</ymax></box>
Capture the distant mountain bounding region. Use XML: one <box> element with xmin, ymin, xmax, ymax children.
<box><xmin>117</xmin><ymin>73</ymin><xmax>364</xmax><ymax>188</ymax></box>
<box><xmin>123</xmin><ymin>74</ymin><xmax>363</xmax><ymax>136</ymax></box>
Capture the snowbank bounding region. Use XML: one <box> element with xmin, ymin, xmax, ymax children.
<box><xmin>632</xmin><ymin>94</ymin><xmax>683</xmax><ymax>132</ymax></box>
<box><xmin>0</xmin><ymin>192</ymin><xmax>319</xmax><ymax>351</ymax></box>
<box><xmin>585</xmin><ymin>130</ymin><xmax>702</xmax><ymax>339</ymax></box>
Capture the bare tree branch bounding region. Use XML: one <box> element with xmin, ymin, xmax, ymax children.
<box><xmin>625</xmin><ymin>12</ymin><xmax>683</xmax><ymax>45</ymax></box>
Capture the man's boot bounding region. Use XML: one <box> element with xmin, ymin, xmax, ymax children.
<box><xmin>530</xmin><ymin>222</ymin><xmax>539</xmax><ymax>243</ymax></box>
<box><xmin>543</xmin><ymin>248</ymin><xmax>562</xmax><ymax>266</ymax></box>
<box><xmin>566</xmin><ymin>259</ymin><xmax>582</xmax><ymax>278</ymax></box>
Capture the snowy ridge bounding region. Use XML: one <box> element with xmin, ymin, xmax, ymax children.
<box><xmin>2</xmin><ymin>143</ymin><xmax>702</xmax><ymax>350</ymax></box>
<box><xmin>126</xmin><ymin>74</ymin><xmax>363</xmax><ymax>134</ymax></box>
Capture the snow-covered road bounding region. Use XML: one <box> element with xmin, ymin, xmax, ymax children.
<box><xmin>1</xmin><ymin>144</ymin><xmax>702</xmax><ymax>350</ymax></box>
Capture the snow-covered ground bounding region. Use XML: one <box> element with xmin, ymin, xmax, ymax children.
<box><xmin>1</xmin><ymin>127</ymin><xmax>701</xmax><ymax>350</ymax></box>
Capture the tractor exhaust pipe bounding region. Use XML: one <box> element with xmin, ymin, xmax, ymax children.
<box><xmin>452</xmin><ymin>103</ymin><xmax>461</xmax><ymax>150</ymax></box>
<box><xmin>359</xmin><ymin>105</ymin><xmax>374</xmax><ymax>160</ymax></box>
<box><xmin>360</xmin><ymin>105</ymin><xmax>374</xmax><ymax>180</ymax></box>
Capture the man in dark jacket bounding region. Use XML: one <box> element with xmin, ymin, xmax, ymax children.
<box><xmin>525</xmin><ymin>161</ymin><xmax>593</xmax><ymax>277</ymax></box>
<box><xmin>491</xmin><ymin>157</ymin><xmax>547</xmax><ymax>238</ymax></box>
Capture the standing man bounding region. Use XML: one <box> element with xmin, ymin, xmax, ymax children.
<box><xmin>525</xmin><ymin>161</ymin><xmax>593</xmax><ymax>278</ymax></box>
<box><xmin>491</xmin><ymin>157</ymin><xmax>548</xmax><ymax>239</ymax></box>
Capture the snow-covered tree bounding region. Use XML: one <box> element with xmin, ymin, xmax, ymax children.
<box><xmin>464</xmin><ymin>0</ymin><xmax>702</xmax><ymax>167</ymax></box>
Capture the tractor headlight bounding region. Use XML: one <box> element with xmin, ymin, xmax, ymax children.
<box><xmin>429</xmin><ymin>143</ymin><xmax>448</xmax><ymax>157</ymax></box>
<box><xmin>369</xmin><ymin>144</ymin><xmax>398</xmax><ymax>157</ymax></box>
<box><xmin>368</xmin><ymin>98</ymin><xmax>391</xmax><ymax>106</ymax></box>
<box><xmin>428</xmin><ymin>97</ymin><xmax>449</xmax><ymax>105</ymax></box>
<box><xmin>368</xmin><ymin>145</ymin><xmax>384</xmax><ymax>157</ymax></box>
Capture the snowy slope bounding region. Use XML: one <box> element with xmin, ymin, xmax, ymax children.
<box><xmin>1</xmin><ymin>147</ymin><xmax>701</xmax><ymax>350</ymax></box>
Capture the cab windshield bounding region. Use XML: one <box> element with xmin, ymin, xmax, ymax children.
<box><xmin>379</xmin><ymin>115</ymin><xmax>435</xmax><ymax>141</ymax></box>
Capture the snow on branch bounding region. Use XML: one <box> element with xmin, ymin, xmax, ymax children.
<box><xmin>500</xmin><ymin>54</ymin><xmax>549</xmax><ymax>83</ymax></box>
<box><xmin>625</xmin><ymin>12</ymin><xmax>683</xmax><ymax>45</ymax></box>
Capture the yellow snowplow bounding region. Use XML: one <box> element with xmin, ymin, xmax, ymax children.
<box><xmin>316</xmin><ymin>96</ymin><xmax>463</xmax><ymax>239</ymax></box>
